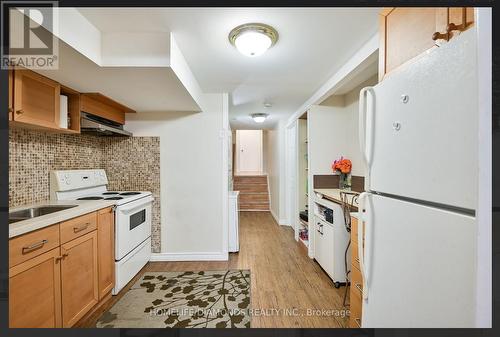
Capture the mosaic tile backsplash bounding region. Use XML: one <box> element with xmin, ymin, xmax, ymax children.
<box><xmin>9</xmin><ymin>128</ymin><xmax>161</xmax><ymax>252</ymax></box>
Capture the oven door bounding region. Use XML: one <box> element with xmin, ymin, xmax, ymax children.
<box><xmin>115</xmin><ymin>195</ymin><xmax>153</xmax><ymax>260</ymax></box>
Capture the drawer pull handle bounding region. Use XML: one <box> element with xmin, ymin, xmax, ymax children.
<box><xmin>354</xmin><ymin>283</ymin><xmax>363</xmax><ymax>294</ymax></box>
<box><xmin>73</xmin><ymin>223</ymin><xmax>90</xmax><ymax>233</ymax></box>
<box><xmin>15</xmin><ymin>109</ymin><xmax>24</xmax><ymax>115</ymax></box>
<box><xmin>354</xmin><ymin>318</ymin><xmax>361</xmax><ymax>327</ymax></box>
<box><xmin>22</xmin><ymin>239</ymin><xmax>48</xmax><ymax>254</ymax></box>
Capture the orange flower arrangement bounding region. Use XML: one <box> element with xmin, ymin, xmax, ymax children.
<box><xmin>332</xmin><ymin>156</ymin><xmax>352</xmax><ymax>174</ymax></box>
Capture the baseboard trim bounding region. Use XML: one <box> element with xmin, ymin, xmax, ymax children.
<box><xmin>150</xmin><ymin>252</ymin><xmax>229</xmax><ymax>262</ymax></box>
<box><xmin>270</xmin><ymin>209</ymin><xmax>289</xmax><ymax>226</ymax></box>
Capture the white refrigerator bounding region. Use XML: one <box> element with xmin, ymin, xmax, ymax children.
<box><xmin>357</xmin><ymin>29</ymin><xmax>478</xmax><ymax>328</ymax></box>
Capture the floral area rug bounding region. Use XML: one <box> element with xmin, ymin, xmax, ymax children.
<box><xmin>96</xmin><ymin>270</ymin><xmax>251</xmax><ymax>328</ymax></box>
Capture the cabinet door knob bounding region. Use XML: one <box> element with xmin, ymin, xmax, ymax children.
<box><xmin>432</xmin><ymin>31</ymin><xmax>448</xmax><ymax>41</ymax></box>
<box><xmin>447</xmin><ymin>22</ymin><xmax>464</xmax><ymax>33</ymax></box>
<box><xmin>16</xmin><ymin>109</ymin><xmax>24</xmax><ymax>115</ymax></box>
<box><xmin>8</xmin><ymin>107</ymin><xmax>13</xmax><ymax>113</ymax></box>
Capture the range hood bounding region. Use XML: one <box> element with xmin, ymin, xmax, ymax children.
<box><xmin>80</xmin><ymin>112</ymin><xmax>132</xmax><ymax>137</ymax></box>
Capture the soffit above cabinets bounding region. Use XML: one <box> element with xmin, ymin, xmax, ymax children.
<box><xmin>33</xmin><ymin>8</ymin><xmax>202</xmax><ymax>113</ymax></box>
<box><xmin>36</xmin><ymin>40</ymin><xmax>201</xmax><ymax>113</ymax></box>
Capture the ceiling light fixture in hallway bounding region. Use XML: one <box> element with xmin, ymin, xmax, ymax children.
<box><xmin>251</xmin><ymin>113</ymin><xmax>268</xmax><ymax>123</ymax></box>
<box><xmin>229</xmin><ymin>23</ymin><xmax>279</xmax><ymax>57</ymax></box>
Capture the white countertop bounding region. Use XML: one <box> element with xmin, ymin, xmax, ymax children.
<box><xmin>314</xmin><ymin>188</ymin><xmax>360</xmax><ymax>209</ymax></box>
<box><xmin>9</xmin><ymin>200</ymin><xmax>116</xmax><ymax>238</ymax></box>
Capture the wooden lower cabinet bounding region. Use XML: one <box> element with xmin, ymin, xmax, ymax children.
<box><xmin>60</xmin><ymin>231</ymin><xmax>99</xmax><ymax>327</ymax></box>
<box><xmin>9</xmin><ymin>248</ymin><xmax>62</xmax><ymax>328</ymax></box>
<box><xmin>349</xmin><ymin>216</ymin><xmax>363</xmax><ymax>328</ymax></box>
<box><xmin>97</xmin><ymin>207</ymin><xmax>115</xmax><ymax>299</ymax></box>
<box><xmin>9</xmin><ymin>208</ymin><xmax>115</xmax><ymax>328</ymax></box>
<box><xmin>349</xmin><ymin>289</ymin><xmax>362</xmax><ymax>328</ymax></box>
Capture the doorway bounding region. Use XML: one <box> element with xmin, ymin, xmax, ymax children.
<box><xmin>235</xmin><ymin>130</ymin><xmax>263</xmax><ymax>175</ymax></box>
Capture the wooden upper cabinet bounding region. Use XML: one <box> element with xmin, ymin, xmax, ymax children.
<box><xmin>379</xmin><ymin>7</ymin><xmax>475</xmax><ymax>81</ymax></box>
<box><xmin>447</xmin><ymin>7</ymin><xmax>475</xmax><ymax>39</ymax></box>
<box><xmin>81</xmin><ymin>93</ymin><xmax>135</xmax><ymax>125</ymax></box>
<box><xmin>13</xmin><ymin>69</ymin><xmax>61</xmax><ymax>128</ymax></box>
<box><xmin>9</xmin><ymin>69</ymin><xmax>132</xmax><ymax>133</ymax></box>
<box><xmin>8</xmin><ymin>70</ymin><xmax>13</xmax><ymax>121</ymax></box>
<box><xmin>60</xmin><ymin>231</ymin><xmax>99</xmax><ymax>327</ymax></box>
<box><xmin>97</xmin><ymin>207</ymin><xmax>115</xmax><ymax>299</ymax></box>
<box><xmin>9</xmin><ymin>248</ymin><xmax>62</xmax><ymax>328</ymax></box>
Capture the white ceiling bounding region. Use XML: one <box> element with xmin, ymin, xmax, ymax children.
<box><xmin>78</xmin><ymin>7</ymin><xmax>380</xmax><ymax>128</ymax></box>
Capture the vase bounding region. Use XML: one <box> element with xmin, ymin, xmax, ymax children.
<box><xmin>339</xmin><ymin>173</ymin><xmax>348</xmax><ymax>190</ymax></box>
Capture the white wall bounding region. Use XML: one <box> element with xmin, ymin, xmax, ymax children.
<box><xmin>309</xmin><ymin>75</ymin><xmax>378</xmax><ymax>178</ymax></box>
<box><xmin>125</xmin><ymin>93</ymin><xmax>228</xmax><ymax>260</ymax></box>
<box><xmin>263</xmin><ymin>128</ymin><xmax>287</xmax><ymax>224</ymax></box>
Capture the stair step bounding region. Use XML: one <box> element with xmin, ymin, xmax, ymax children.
<box><xmin>239</xmin><ymin>203</ymin><xmax>269</xmax><ymax>210</ymax></box>
<box><xmin>234</xmin><ymin>175</ymin><xmax>267</xmax><ymax>184</ymax></box>
<box><xmin>234</xmin><ymin>175</ymin><xmax>269</xmax><ymax>210</ymax></box>
<box><xmin>239</xmin><ymin>193</ymin><xmax>269</xmax><ymax>203</ymax></box>
<box><xmin>234</xmin><ymin>184</ymin><xmax>268</xmax><ymax>192</ymax></box>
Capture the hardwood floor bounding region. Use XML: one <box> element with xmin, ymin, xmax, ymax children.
<box><xmin>77</xmin><ymin>211</ymin><xmax>349</xmax><ymax>328</ymax></box>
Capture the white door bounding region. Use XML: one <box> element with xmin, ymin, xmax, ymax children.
<box><xmin>314</xmin><ymin>217</ymin><xmax>324</xmax><ymax>266</ymax></box>
<box><xmin>360</xmin><ymin>193</ymin><xmax>476</xmax><ymax>328</ymax></box>
<box><xmin>362</xmin><ymin>29</ymin><xmax>477</xmax><ymax>210</ymax></box>
<box><xmin>320</xmin><ymin>221</ymin><xmax>334</xmax><ymax>279</ymax></box>
<box><xmin>236</xmin><ymin>130</ymin><xmax>263</xmax><ymax>174</ymax></box>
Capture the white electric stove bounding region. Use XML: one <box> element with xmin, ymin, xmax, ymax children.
<box><xmin>50</xmin><ymin>169</ymin><xmax>153</xmax><ymax>295</ymax></box>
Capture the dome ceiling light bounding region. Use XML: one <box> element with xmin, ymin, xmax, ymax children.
<box><xmin>229</xmin><ymin>23</ymin><xmax>279</xmax><ymax>57</ymax></box>
<box><xmin>251</xmin><ymin>113</ymin><xmax>268</xmax><ymax>123</ymax></box>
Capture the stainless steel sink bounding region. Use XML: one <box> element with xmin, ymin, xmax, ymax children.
<box><xmin>9</xmin><ymin>205</ymin><xmax>77</xmax><ymax>224</ymax></box>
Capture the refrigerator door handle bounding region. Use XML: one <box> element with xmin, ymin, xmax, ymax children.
<box><xmin>359</xmin><ymin>86</ymin><xmax>375</xmax><ymax>190</ymax></box>
<box><xmin>357</xmin><ymin>192</ymin><xmax>369</xmax><ymax>300</ymax></box>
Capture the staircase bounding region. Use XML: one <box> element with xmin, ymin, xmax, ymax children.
<box><xmin>234</xmin><ymin>175</ymin><xmax>270</xmax><ymax>211</ymax></box>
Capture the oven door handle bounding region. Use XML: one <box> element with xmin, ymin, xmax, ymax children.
<box><xmin>116</xmin><ymin>196</ymin><xmax>154</xmax><ymax>214</ymax></box>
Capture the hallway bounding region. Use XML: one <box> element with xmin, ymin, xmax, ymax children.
<box><xmin>80</xmin><ymin>212</ymin><xmax>349</xmax><ymax>328</ymax></box>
